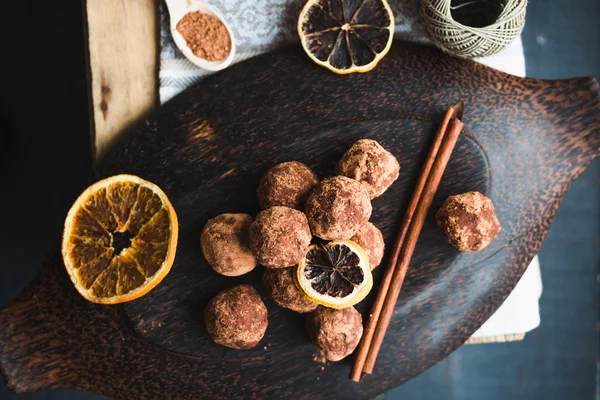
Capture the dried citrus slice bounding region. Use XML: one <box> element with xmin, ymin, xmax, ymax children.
<box><xmin>62</xmin><ymin>174</ymin><xmax>178</xmax><ymax>304</ymax></box>
<box><xmin>298</xmin><ymin>0</ymin><xmax>395</xmax><ymax>74</ymax></box>
<box><xmin>295</xmin><ymin>240</ymin><xmax>372</xmax><ymax>309</ymax></box>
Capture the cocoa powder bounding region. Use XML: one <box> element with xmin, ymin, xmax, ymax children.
<box><xmin>176</xmin><ymin>11</ymin><xmax>231</xmax><ymax>61</ymax></box>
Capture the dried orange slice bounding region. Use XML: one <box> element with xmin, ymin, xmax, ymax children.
<box><xmin>298</xmin><ymin>0</ymin><xmax>395</xmax><ymax>74</ymax></box>
<box><xmin>62</xmin><ymin>175</ymin><xmax>178</xmax><ymax>304</ymax></box>
<box><xmin>295</xmin><ymin>240</ymin><xmax>372</xmax><ymax>309</ymax></box>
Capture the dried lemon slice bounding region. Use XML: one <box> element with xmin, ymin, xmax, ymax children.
<box><xmin>62</xmin><ymin>174</ymin><xmax>178</xmax><ymax>304</ymax></box>
<box><xmin>295</xmin><ymin>240</ymin><xmax>372</xmax><ymax>309</ymax></box>
<box><xmin>298</xmin><ymin>0</ymin><xmax>395</xmax><ymax>74</ymax></box>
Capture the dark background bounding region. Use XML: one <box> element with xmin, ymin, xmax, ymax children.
<box><xmin>1</xmin><ymin>0</ymin><xmax>598</xmax><ymax>399</ymax></box>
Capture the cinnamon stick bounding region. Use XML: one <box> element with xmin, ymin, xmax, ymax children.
<box><xmin>363</xmin><ymin>117</ymin><xmax>464</xmax><ymax>374</ymax></box>
<box><xmin>349</xmin><ymin>103</ymin><xmax>463</xmax><ymax>382</ymax></box>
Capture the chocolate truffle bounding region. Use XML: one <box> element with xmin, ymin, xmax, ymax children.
<box><xmin>436</xmin><ymin>191</ymin><xmax>501</xmax><ymax>251</ymax></box>
<box><xmin>337</xmin><ymin>139</ymin><xmax>400</xmax><ymax>199</ymax></box>
<box><xmin>249</xmin><ymin>206</ymin><xmax>312</xmax><ymax>268</ymax></box>
<box><xmin>305</xmin><ymin>176</ymin><xmax>372</xmax><ymax>240</ymax></box>
<box><xmin>262</xmin><ymin>267</ymin><xmax>318</xmax><ymax>313</ymax></box>
<box><xmin>257</xmin><ymin>161</ymin><xmax>319</xmax><ymax>210</ymax></box>
<box><xmin>306</xmin><ymin>306</ymin><xmax>363</xmax><ymax>362</ymax></box>
<box><xmin>350</xmin><ymin>222</ymin><xmax>385</xmax><ymax>270</ymax></box>
<box><xmin>204</xmin><ymin>284</ymin><xmax>268</xmax><ymax>350</ymax></box>
<box><xmin>201</xmin><ymin>213</ymin><xmax>257</xmax><ymax>276</ymax></box>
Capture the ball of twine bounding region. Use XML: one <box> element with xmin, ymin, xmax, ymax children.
<box><xmin>421</xmin><ymin>0</ymin><xmax>527</xmax><ymax>58</ymax></box>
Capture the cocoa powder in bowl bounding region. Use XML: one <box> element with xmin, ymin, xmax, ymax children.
<box><xmin>176</xmin><ymin>11</ymin><xmax>231</xmax><ymax>61</ymax></box>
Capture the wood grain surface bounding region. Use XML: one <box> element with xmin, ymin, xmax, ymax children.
<box><xmin>1</xmin><ymin>43</ymin><xmax>599</xmax><ymax>399</ymax></box>
<box><xmin>84</xmin><ymin>0</ymin><xmax>159</xmax><ymax>161</ymax></box>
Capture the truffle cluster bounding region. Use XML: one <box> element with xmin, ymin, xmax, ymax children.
<box><xmin>200</xmin><ymin>140</ymin><xmax>397</xmax><ymax>357</ymax></box>
<box><xmin>436</xmin><ymin>191</ymin><xmax>501</xmax><ymax>251</ymax></box>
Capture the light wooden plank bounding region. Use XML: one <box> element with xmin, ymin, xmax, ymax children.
<box><xmin>85</xmin><ymin>0</ymin><xmax>159</xmax><ymax>161</ymax></box>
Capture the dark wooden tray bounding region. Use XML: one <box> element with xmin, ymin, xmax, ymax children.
<box><xmin>1</xmin><ymin>42</ymin><xmax>599</xmax><ymax>399</ymax></box>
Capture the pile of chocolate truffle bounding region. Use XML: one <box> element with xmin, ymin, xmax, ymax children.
<box><xmin>200</xmin><ymin>138</ymin><xmax>502</xmax><ymax>361</ymax></box>
<box><xmin>201</xmin><ymin>139</ymin><xmax>399</xmax><ymax>361</ymax></box>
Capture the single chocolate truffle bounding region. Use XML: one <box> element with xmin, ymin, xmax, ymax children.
<box><xmin>305</xmin><ymin>176</ymin><xmax>372</xmax><ymax>240</ymax></box>
<box><xmin>249</xmin><ymin>206</ymin><xmax>312</xmax><ymax>268</ymax></box>
<box><xmin>337</xmin><ymin>139</ymin><xmax>400</xmax><ymax>199</ymax></box>
<box><xmin>351</xmin><ymin>222</ymin><xmax>385</xmax><ymax>270</ymax></box>
<box><xmin>257</xmin><ymin>161</ymin><xmax>319</xmax><ymax>210</ymax></box>
<box><xmin>306</xmin><ymin>306</ymin><xmax>363</xmax><ymax>362</ymax></box>
<box><xmin>436</xmin><ymin>191</ymin><xmax>501</xmax><ymax>251</ymax></box>
<box><xmin>204</xmin><ymin>284</ymin><xmax>268</xmax><ymax>350</ymax></box>
<box><xmin>263</xmin><ymin>267</ymin><xmax>318</xmax><ymax>313</ymax></box>
<box><xmin>201</xmin><ymin>213</ymin><xmax>257</xmax><ymax>276</ymax></box>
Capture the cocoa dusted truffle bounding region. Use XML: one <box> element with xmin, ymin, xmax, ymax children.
<box><xmin>305</xmin><ymin>176</ymin><xmax>372</xmax><ymax>240</ymax></box>
<box><xmin>306</xmin><ymin>306</ymin><xmax>363</xmax><ymax>362</ymax></box>
<box><xmin>249</xmin><ymin>206</ymin><xmax>312</xmax><ymax>268</ymax></box>
<box><xmin>204</xmin><ymin>285</ymin><xmax>268</xmax><ymax>350</ymax></box>
<box><xmin>201</xmin><ymin>213</ymin><xmax>257</xmax><ymax>276</ymax></box>
<box><xmin>350</xmin><ymin>222</ymin><xmax>385</xmax><ymax>270</ymax></box>
<box><xmin>257</xmin><ymin>161</ymin><xmax>319</xmax><ymax>210</ymax></box>
<box><xmin>337</xmin><ymin>139</ymin><xmax>400</xmax><ymax>199</ymax></box>
<box><xmin>262</xmin><ymin>267</ymin><xmax>317</xmax><ymax>313</ymax></box>
<box><xmin>436</xmin><ymin>191</ymin><xmax>501</xmax><ymax>251</ymax></box>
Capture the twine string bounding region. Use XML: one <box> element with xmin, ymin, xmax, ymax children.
<box><xmin>421</xmin><ymin>0</ymin><xmax>527</xmax><ymax>58</ymax></box>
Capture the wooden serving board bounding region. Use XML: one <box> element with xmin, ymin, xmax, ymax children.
<box><xmin>1</xmin><ymin>42</ymin><xmax>599</xmax><ymax>399</ymax></box>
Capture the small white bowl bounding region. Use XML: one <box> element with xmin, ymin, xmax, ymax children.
<box><xmin>166</xmin><ymin>0</ymin><xmax>236</xmax><ymax>71</ymax></box>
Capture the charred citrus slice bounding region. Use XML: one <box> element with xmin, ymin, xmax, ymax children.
<box><xmin>295</xmin><ymin>240</ymin><xmax>372</xmax><ymax>309</ymax></box>
<box><xmin>62</xmin><ymin>175</ymin><xmax>178</xmax><ymax>304</ymax></box>
<box><xmin>298</xmin><ymin>0</ymin><xmax>395</xmax><ymax>74</ymax></box>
